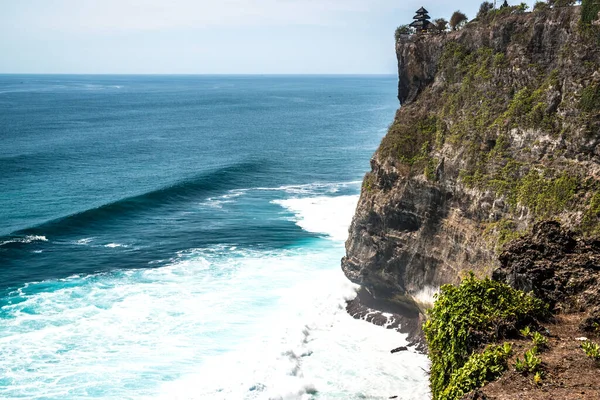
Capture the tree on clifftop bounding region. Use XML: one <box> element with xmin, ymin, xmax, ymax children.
<box><xmin>548</xmin><ymin>0</ymin><xmax>577</xmax><ymax>7</ymax></box>
<box><xmin>433</xmin><ymin>18</ymin><xmax>449</xmax><ymax>32</ymax></box>
<box><xmin>450</xmin><ymin>11</ymin><xmax>468</xmax><ymax>30</ymax></box>
<box><xmin>582</xmin><ymin>0</ymin><xmax>600</xmax><ymax>24</ymax></box>
<box><xmin>395</xmin><ymin>25</ymin><xmax>412</xmax><ymax>41</ymax></box>
<box><xmin>477</xmin><ymin>1</ymin><xmax>494</xmax><ymax>19</ymax></box>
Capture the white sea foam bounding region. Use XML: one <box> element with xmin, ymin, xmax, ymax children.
<box><xmin>152</xmin><ymin>265</ymin><xmax>429</xmax><ymax>400</ymax></box>
<box><xmin>255</xmin><ymin>181</ymin><xmax>361</xmax><ymax>195</ymax></box>
<box><xmin>199</xmin><ymin>191</ymin><xmax>245</xmax><ymax>209</ymax></box>
<box><xmin>0</xmin><ymin>235</ymin><xmax>48</xmax><ymax>246</ymax></box>
<box><xmin>0</xmin><ymin>189</ymin><xmax>430</xmax><ymax>399</ymax></box>
<box><xmin>104</xmin><ymin>243</ymin><xmax>127</xmax><ymax>248</ymax></box>
<box><xmin>0</xmin><ymin>241</ymin><xmax>429</xmax><ymax>400</ymax></box>
<box><xmin>272</xmin><ymin>195</ymin><xmax>358</xmax><ymax>241</ymax></box>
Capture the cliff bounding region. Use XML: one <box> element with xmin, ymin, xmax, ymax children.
<box><xmin>343</xmin><ymin>5</ymin><xmax>600</xmax><ymax>339</ymax></box>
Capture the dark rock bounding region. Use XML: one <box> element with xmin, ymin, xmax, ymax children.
<box><xmin>390</xmin><ymin>346</ymin><xmax>408</xmax><ymax>353</ymax></box>
<box><xmin>494</xmin><ymin>221</ymin><xmax>600</xmax><ymax>314</ymax></box>
<box><xmin>580</xmin><ymin>307</ymin><xmax>600</xmax><ymax>333</ymax></box>
<box><xmin>461</xmin><ymin>390</ymin><xmax>489</xmax><ymax>400</ymax></box>
<box><xmin>345</xmin><ymin>287</ymin><xmax>427</xmax><ymax>352</ymax></box>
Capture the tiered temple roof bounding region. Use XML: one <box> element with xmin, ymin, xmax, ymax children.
<box><xmin>410</xmin><ymin>7</ymin><xmax>431</xmax><ymax>32</ymax></box>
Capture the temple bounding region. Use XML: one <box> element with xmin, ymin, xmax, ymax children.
<box><xmin>410</xmin><ymin>7</ymin><xmax>432</xmax><ymax>33</ymax></box>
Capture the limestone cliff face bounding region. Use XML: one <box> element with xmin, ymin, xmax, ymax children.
<box><xmin>343</xmin><ymin>7</ymin><xmax>600</xmax><ymax>320</ymax></box>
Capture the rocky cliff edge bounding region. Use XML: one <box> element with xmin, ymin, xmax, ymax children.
<box><xmin>342</xmin><ymin>6</ymin><xmax>600</xmax><ymax>341</ymax></box>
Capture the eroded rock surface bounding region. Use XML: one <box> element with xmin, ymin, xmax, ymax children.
<box><xmin>343</xmin><ymin>7</ymin><xmax>600</xmax><ymax>332</ymax></box>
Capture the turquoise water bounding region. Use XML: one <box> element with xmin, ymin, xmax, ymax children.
<box><xmin>0</xmin><ymin>75</ymin><xmax>429</xmax><ymax>399</ymax></box>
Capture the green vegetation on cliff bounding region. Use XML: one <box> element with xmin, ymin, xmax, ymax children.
<box><xmin>581</xmin><ymin>0</ymin><xmax>600</xmax><ymax>25</ymax></box>
<box><xmin>381</xmin><ymin>11</ymin><xmax>600</xmax><ymax>241</ymax></box>
<box><xmin>424</xmin><ymin>274</ymin><xmax>548</xmax><ymax>400</ymax></box>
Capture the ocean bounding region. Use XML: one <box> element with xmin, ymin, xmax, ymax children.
<box><xmin>0</xmin><ymin>75</ymin><xmax>429</xmax><ymax>399</ymax></box>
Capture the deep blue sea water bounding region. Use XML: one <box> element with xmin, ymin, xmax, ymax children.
<box><xmin>0</xmin><ymin>75</ymin><xmax>429</xmax><ymax>399</ymax></box>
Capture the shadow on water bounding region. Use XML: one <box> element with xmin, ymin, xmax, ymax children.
<box><xmin>0</xmin><ymin>160</ymin><xmax>320</xmax><ymax>290</ymax></box>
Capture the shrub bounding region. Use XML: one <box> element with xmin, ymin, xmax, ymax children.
<box><xmin>477</xmin><ymin>2</ymin><xmax>494</xmax><ymax>19</ymax></box>
<box><xmin>580</xmin><ymin>84</ymin><xmax>600</xmax><ymax>112</ymax></box>
<box><xmin>582</xmin><ymin>191</ymin><xmax>600</xmax><ymax>236</ymax></box>
<box><xmin>549</xmin><ymin>0</ymin><xmax>577</xmax><ymax>6</ymax></box>
<box><xmin>440</xmin><ymin>343</ymin><xmax>513</xmax><ymax>400</ymax></box>
<box><xmin>533</xmin><ymin>1</ymin><xmax>549</xmax><ymax>11</ymax></box>
<box><xmin>362</xmin><ymin>172</ymin><xmax>376</xmax><ymax>193</ymax></box>
<box><xmin>450</xmin><ymin>11</ymin><xmax>468</xmax><ymax>31</ymax></box>
<box><xmin>395</xmin><ymin>25</ymin><xmax>412</xmax><ymax>41</ymax></box>
<box><xmin>424</xmin><ymin>273</ymin><xmax>548</xmax><ymax>400</ymax></box>
<box><xmin>433</xmin><ymin>18</ymin><xmax>449</xmax><ymax>32</ymax></box>
<box><xmin>379</xmin><ymin>114</ymin><xmax>437</xmax><ymax>166</ymax></box>
<box><xmin>516</xmin><ymin>2</ymin><xmax>530</xmax><ymax>12</ymax></box>
<box><xmin>582</xmin><ymin>0</ymin><xmax>600</xmax><ymax>24</ymax></box>
<box><xmin>582</xmin><ymin>340</ymin><xmax>600</xmax><ymax>361</ymax></box>
<box><xmin>531</xmin><ymin>331</ymin><xmax>548</xmax><ymax>349</ymax></box>
<box><xmin>515</xmin><ymin>347</ymin><xmax>542</xmax><ymax>374</ymax></box>
<box><xmin>515</xmin><ymin>170</ymin><xmax>578</xmax><ymax>217</ymax></box>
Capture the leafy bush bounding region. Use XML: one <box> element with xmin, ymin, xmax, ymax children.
<box><xmin>533</xmin><ymin>1</ymin><xmax>549</xmax><ymax>11</ymax></box>
<box><xmin>519</xmin><ymin>326</ymin><xmax>532</xmax><ymax>337</ymax></box>
<box><xmin>433</xmin><ymin>18</ymin><xmax>449</xmax><ymax>32</ymax></box>
<box><xmin>515</xmin><ymin>347</ymin><xmax>542</xmax><ymax>374</ymax></box>
<box><xmin>477</xmin><ymin>2</ymin><xmax>494</xmax><ymax>19</ymax></box>
<box><xmin>450</xmin><ymin>11</ymin><xmax>468</xmax><ymax>31</ymax></box>
<box><xmin>531</xmin><ymin>331</ymin><xmax>548</xmax><ymax>349</ymax></box>
<box><xmin>395</xmin><ymin>25</ymin><xmax>412</xmax><ymax>41</ymax></box>
<box><xmin>582</xmin><ymin>0</ymin><xmax>600</xmax><ymax>25</ymax></box>
<box><xmin>516</xmin><ymin>2</ymin><xmax>530</xmax><ymax>12</ymax></box>
<box><xmin>440</xmin><ymin>343</ymin><xmax>513</xmax><ymax>400</ymax></box>
<box><xmin>549</xmin><ymin>0</ymin><xmax>577</xmax><ymax>7</ymax></box>
<box><xmin>582</xmin><ymin>340</ymin><xmax>600</xmax><ymax>361</ymax></box>
<box><xmin>515</xmin><ymin>170</ymin><xmax>578</xmax><ymax>217</ymax></box>
<box><xmin>379</xmin><ymin>114</ymin><xmax>437</xmax><ymax>166</ymax></box>
<box><xmin>582</xmin><ymin>191</ymin><xmax>600</xmax><ymax>236</ymax></box>
<box><xmin>580</xmin><ymin>84</ymin><xmax>600</xmax><ymax>112</ymax></box>
<box><xmin>424</xmin><ymin>274</ymin><xmax>548</xmax><ymax>400</ymax></box>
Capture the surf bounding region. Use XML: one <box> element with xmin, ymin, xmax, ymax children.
<box><xmin>0</xmin><ymin>75</ymin><xmax>428</xmax><ymax>399</ymax></box>
<box><xmin>0</xmin><ymin>187</ymin><xmax>429</xmax><ymax>399</ymax></box>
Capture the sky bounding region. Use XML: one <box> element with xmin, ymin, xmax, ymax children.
<box><xmin>0</xmin><ymin>0</ymin><xmax>538</xmax><ymax>74</ymax></box>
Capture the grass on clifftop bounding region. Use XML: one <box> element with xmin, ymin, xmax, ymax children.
<box><xmin>424</xmin><ymin>274</ymin><xmax>548</xmax><ymax>400</ymax></box>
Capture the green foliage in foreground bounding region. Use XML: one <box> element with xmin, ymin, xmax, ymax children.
<box><xmin>582</xmin><ymin>340</ymin><xmax>600</xmax><ymax>361</ymax></box>
<box><xmin>424</xmin><ymin>274</ymin><xmax>548</xmax><ymax>400</ymax></box>
<box><xmin>440</xmin><ymin>343</ymin><xmax>512</xmax><ymax>400</ymax></box>
<box><xmin>515</xmin><ymin>347</ymin><xmax>542</xmax><ymax>374</ymax></box>
<box><xmin>531</xmin><ymin>331</ymin><xmax>548</xmax><ymax>349</ymax></box>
